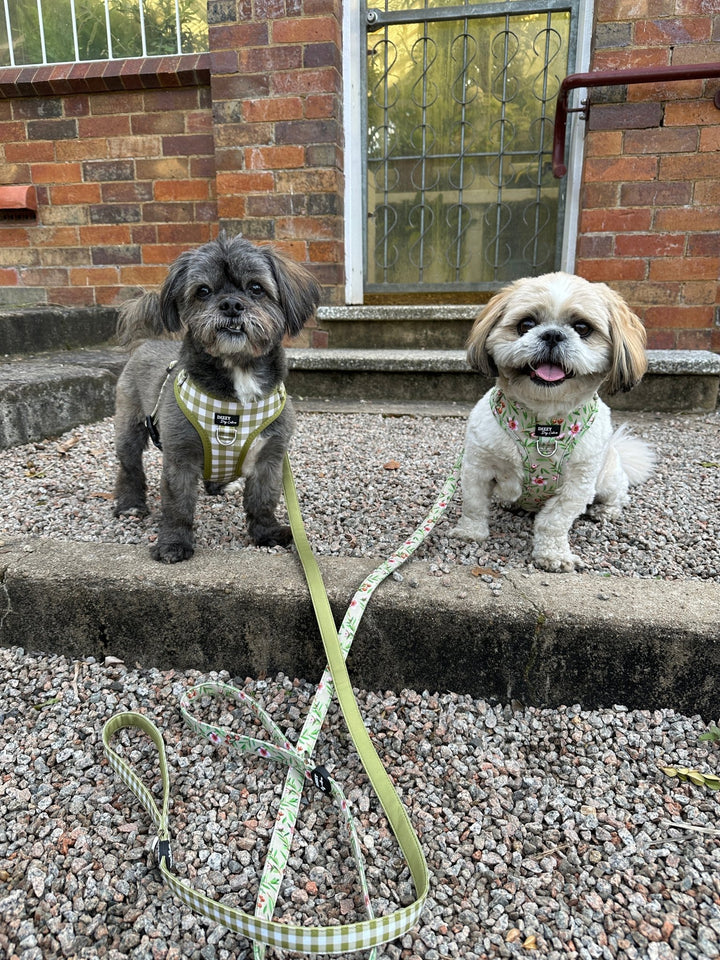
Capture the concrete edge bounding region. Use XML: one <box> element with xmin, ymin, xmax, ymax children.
<box><xmin>1</xmin><ymin>539</ymin><xmax>718</xmax><ymax>717</ymax></box>
<box><xmin>287</xmin><ymin>347</ymin><xmax>720</xmax><ymax>376</ymax></box>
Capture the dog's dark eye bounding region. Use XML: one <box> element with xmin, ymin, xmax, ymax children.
<box><xmin>247</xmin><ymin>281</ymin><xmax>265</xmax><ymax>298</ymax></box>
<box><xmin>573</xmin><ymin>321</ymin><xmax>593</xmax><ymax>339</ymax></box>
<box><xmin>196</xmin><ymin>285</ymin><xmax>212</xmax><ymax>300</ymax></box>
<box><xmin>517</xmin><ymin>317</ymin><xmax>537</xmax><ymax>336</ymax></box>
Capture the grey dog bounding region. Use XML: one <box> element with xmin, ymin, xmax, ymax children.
<box><xmin>113</xmin><ymin>234</ymin><xmax>321</xmax><ymax>563</ymax></box>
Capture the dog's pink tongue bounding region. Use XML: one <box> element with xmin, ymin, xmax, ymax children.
<box><xmin>534</xmin><ymin>364</ymin><xmax>566</xmax><ymax>382</ymax></box>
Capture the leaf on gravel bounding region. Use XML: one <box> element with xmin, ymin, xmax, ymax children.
<box><xmin>90</xmin><ymin>492</ymin><xmax>114</xmax><ymax>500</ymax></box>
<box><xmin>383</xmin><ymin>459</ymin><xmax>401</xmax><ymax>470</ymax></box>
<box><xmin>470</xmin><ymin>566</ymin><xmax>501</xmax><ymax>578</ymax></box>
<box><xmin>659</xmin><ymin>764</ymin><xmax>720</xmax><ymax>791</ymax></box>
<box><xmin>56</xmin><ymin>436</ymin><xmax>79</xmax><ymax>454</ymax></box>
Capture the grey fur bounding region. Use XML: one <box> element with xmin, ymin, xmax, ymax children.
<box><xmin>113</xmin><ymin>235</ymin><xmax>321</xmax><ymax>563</ymax></box>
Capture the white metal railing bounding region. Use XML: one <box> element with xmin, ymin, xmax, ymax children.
<box><xmin>1</xmin><ymin>0</ymin><xmax>208</xmax><ymax>68</ymax></box>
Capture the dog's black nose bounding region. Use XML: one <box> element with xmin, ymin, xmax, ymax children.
<box><xmin>540</xmin><ymin>328</ymin><xmax>566</xmax><ymax>346</ymax></box>
<box><xmin>219</xmin><ymin>297</ymin><xmax>244</xmax><ymax>317</ymax></box>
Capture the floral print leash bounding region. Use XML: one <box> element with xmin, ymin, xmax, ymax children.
<box><xmin>103</xmin><ymin>450</ymin><xmax>464</xmax><ymax>956</ymax></box>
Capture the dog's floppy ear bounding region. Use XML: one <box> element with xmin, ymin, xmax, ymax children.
<box><xmin>602</xmin><ymin>285</ymin><xmax>648</xmax><ymax>393</ymax></box>
<box><xmin>263</xmin><ymin>247</ymin><xmax>321</xmax><ymax>338</ymax></box>
<box><xmin>466</xmin><ymin>287</ymin><xmax>513</xmax><ymax>376</ymax></box>
<box><xmin>158</xmin><ymin>251</ymin><xmax>194</xmax><ymax>333</ymax></box>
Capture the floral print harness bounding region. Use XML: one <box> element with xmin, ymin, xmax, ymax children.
<box><xmin>490</xmin><ymin>386</ymin><xmax>598</xmax><ymax>510</ymax></box>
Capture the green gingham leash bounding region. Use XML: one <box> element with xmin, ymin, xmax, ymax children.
<box><xmin>103</xmin><ymin>449</ymin><xmax>464</xmax><ymax>955</ymax></box>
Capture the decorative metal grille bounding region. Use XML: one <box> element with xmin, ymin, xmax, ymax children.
<box><xmin>365</xmin><ymin>0</ymin><xmax>578</xmax><ymax>295</ymax></box>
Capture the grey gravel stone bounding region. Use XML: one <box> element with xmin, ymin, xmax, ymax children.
<box><xmin>2</xmin><ymin>646</ymin><xmax>720</xmax><ymax>959</ymax></box>
<box><xmin>0</xmin><ymin>409</ymin><xmax>718</xmax><ymax>581</ymax></box>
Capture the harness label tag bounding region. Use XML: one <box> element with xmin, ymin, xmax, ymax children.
<box><xmin>534</xmin><ymin>423</ymin><xmax>562</xmax><ymax>438</ymax></box>
<box><xmin>311</xmin><ymin>765</ymin><xmax>333</xmax><ymax>795</ymax></box>
<box><xmin>214</xmin><ymin>413</ymin><xmax>240</xmax><ymax>427</ymax></box>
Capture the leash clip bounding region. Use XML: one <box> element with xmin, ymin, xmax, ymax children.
<box><xmin>153</xmin><ymin>836</ymin><xmax>173</xmax><ymax>869</ymax></box>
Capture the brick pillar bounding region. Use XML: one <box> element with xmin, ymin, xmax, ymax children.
<box><xmin>208</xmin><ymin>0</ymin><xmax>344</xmax><ymax>325</ymax></box>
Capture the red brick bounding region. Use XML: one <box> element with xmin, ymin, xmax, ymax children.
<box><xmin>660</xmin><ymin>153</ymin><xmax>720</xmax><ymax>180</ymax></box>
<box><xmin>700</xmin><ymin>126</ymin><xmax>720</xmax><ymax>152</ymax></box>
<box><xmin>644</xmin><ymin>305</ymin><xmax>714</xmax><ymax>329</ymax></box>
<box><xmin>140</xmin><ymin>244</ymin><xmax>193</xmax><ymax>264</ymax></box>
<box><xmin>5</xmin><ymin>141</ymin><xmax>55</xmax><ymax>163</ymax></box>
<box><xmin>211</xmin><ymin>22</ymin><xmax>269</xmax><ymax>49</ymax></box>
<box><xmin>654</xmin><ymin>206</ymin><xmax>720</xmax><ymax>231</ymax></box>
<box><xmin>156</xmin><ymin>223</ymin><xmax>214</xmax><ymax>245</ymax></box>
<box><xmin>243</xmin><ymin>97</ymin><xmax>303</xmax><ymax>122</ymax></box>
<box><xmin>695</xmin><ymin>181</ymin><xmax>720</xmax><ymax>204</ymax></box>
<box><xmin>585</xmin><ymin>130</ymin><xmax>624</xmax><ymax>157</ymax></box>
<box><xmin>135</xmin><ymin>157</ymin><xmax>189</xmax><ymax>180</ymax></box>
<box><xmin>238</xmin><ymin>46</ymin><xmax>302</xmax><ymax>74</ymax></box>
<box><xmin>272</xmin><ymin>17</ymin><xmax>340</xmax><ymax>44</ymax></box>
<box><xmin>132</xmin><ymin>112</ymin><xmax>185</xmax><ymax>135</ymax></box>
<box><xmin>591</xmin><ymin>47</ymin><xmax>670</xmax><ymax>72</ymax></box>
<box><xmin>688</xmin><ymin>233</ymin><xmax>720</xmax><ymax>256</ymax></box>
<box><xmin>583</xmin><ymin>156</ymin><xmax>658</xmax><ymax>182</ymax></box>
<box><xmin>648</xmin><ymin>257</ymin><xmax>720</xmax><ymax>280</ymax></box>
<box><xmin>620</xmin><ymin>181</ymin><xmax>692</xmax><ymax>206</ymax></box>
<box><xmin>304</xmin><ymin>94</ymin><xmax>336</xmax><ymax>119</ymax></box>
<box><xmin>0</xmin><ymin>268</ymin><xmax>18</xmax><ymax>284</ymax></box>
<box><xmin>79</xmin><ymin>225</ymin><xmax>133</xmax><ymax>245</ymax></box>
<box><xmin>645</xmin><ymin>329</ymin><xmax>677</xmax><ymax>349</ymax></box>
<box><xmin>580</xmin><ymin>208</ymin><xmax>653</xmax><ymax>233</ymax></box>
<box><xmin>272</xmin><ymin>67</ymin><xmax>340</xmax><ymax>96</ymax></box>
<box><xmin>161</xmin><ymin>134</ymin><xmax>214</xmax><ymax>157</ymax></box>
<box><xmin>615</xmin><ymin>234</ymin><xmax>686</xmax><ymax>257</ymax></box>
<box><xmin>624</xmin><ymin>127</ymin><xmax>698</xmax><ymax>154</ymax></box>
<box><xmin>245</xmin><ymin>145</ymin><xmax>305</xmax><ymax>170</ymax></box>
<box><xmin>56</xmin><ymin>138</ymin><xmax>109</xmax><ymax>161</ymax></box>
<box><xmin>118</xmin><ymin>265</ymin><xmax>169</xmax><ymax>285</ymax></box>
<box><xmin>582</xmin><ymin>182</ymin><xmax>620</xmax><ymax>208</ymax></box>
<box><xmin>588</xmin><ymin>101</ymin><xmax>664</xmax><ymax>131</ymax></box>
<box><xmin>78</xmin><ymin>115</ymin><xmax>132</xmax><ymax>138</ymax></box>
<box><xmin>634</xmin><ymin>18</ymin><xmax>712</xmax><ymax>45</ymax></box>
<box><xmin>154</xmin><ymin>180</ymin><xmax>210</xmax><ymax>201</ymax></box>
<box><xmin>576</xmin><ymin>259</ymin><xmax>647</xmax><ymax>281</ymax></box>
<box><xmin>48</xmin><ymin>287</ymin><xmax>97</xmax><ymax>307</ymax></box>
<box><xmin>676</xmin><ymin>329</ymin><xmax>712</xmax><ymax>350</ymax></box>
<box><xmin>664</xmin><ymin>100</ymin><xmax>720</xmax><ymax>126</ymax></box>
<box><xmin>50</xmin><ymin>183</ymin><xmax>102</xmax><ymax>205</ymax></box>
<box><xmin>216</xmin><ymin>171</ymin><xmax>275</xmax><ymax>194</ymax></box>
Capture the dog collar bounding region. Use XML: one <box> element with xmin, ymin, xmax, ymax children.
<box><xmin>174</xmin><ymin>368</ymin><xmax>286</xmax><ymax>483</ymax></box>
<box><xmin>490</xmin><ymin>386</ymin><xmax>598</xmax><ymax>510</ymax></box>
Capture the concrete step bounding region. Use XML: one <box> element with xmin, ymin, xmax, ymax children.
<box><xmin>315</xmin><ymin>304</ymin><xmax>477</xmax><ymax>349</ymax></box>
<box><xmin>1</xmin><ymin>345</ymin><xmax>719</xmax><ymax>449</ymax></box>
<box><xmin>1</xmin><ymin>539</ymin><xmax>718</xmax><ymax>717</ymax></box>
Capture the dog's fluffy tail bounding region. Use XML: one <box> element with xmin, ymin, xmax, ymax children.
<box><xmin>116</xmin><ymin>292</ymin><xmax>167</xmax><ymax>347</ymax></box>
<box><xmin>611</xmin><ymin>423</ymin><xmax>656</xmax><ymax>486</ymax></box>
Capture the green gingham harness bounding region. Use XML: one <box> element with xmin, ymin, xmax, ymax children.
<box><xmin>103</xmin><ymin>451</ymin><xmax>464</xmax><ymax>956</ymax></box>
<box><xmin>490</xmin><ymin>386</ymin><xmax>598</xmax><ymax>510</ymax></box>
<box><xmin>174</xmin><ymin>368</ymin><xmax>286</xmax><ymax>483</ymax></box>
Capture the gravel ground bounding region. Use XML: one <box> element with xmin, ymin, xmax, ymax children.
<box><xmin>2</xmin><ymin>409</ymin><xmax>720</xmax><ymax>960</ymax></box>
<box><xmin>1</xmin><ymin>408</ymin><xmax>718</xmax><ymax>580</ymax></box>
<box><xmin>3</xmin><ymin>646</ymin><xmax>720</xmax><ymax>960</ymax></box>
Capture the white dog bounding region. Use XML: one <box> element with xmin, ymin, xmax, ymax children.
<box><xmin>451</xmin><ymin>272</ymin><xmax>655</xmax><ymax>572</ymax></box>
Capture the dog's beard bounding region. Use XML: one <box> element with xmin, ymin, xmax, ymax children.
<box><xmin>187</xmin><ymin>305</ymin><xmax>286</xmax><ymax>359</ymax></box>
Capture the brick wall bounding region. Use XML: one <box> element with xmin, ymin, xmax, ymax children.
<box><xmin>209</xmin><ymin>0</ymin><xmax>345</xmax><ymax>312</ymax></box>
<box><xmin>0</xmin><ymin>56</ymin><xmax>217</xmax><ymax>309</ymax></box>
<box><xmin>576</xmin><ymin>1</ymin><xmax>720</xmax><ymax>351</ymax></box>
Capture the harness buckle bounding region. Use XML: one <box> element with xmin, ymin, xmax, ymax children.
<box><xmin>534</xmin><ymin>438</ymin><xmax>559</xmax><ymax>459</ymax></box>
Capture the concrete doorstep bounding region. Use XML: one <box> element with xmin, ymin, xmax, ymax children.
<box><xmin>1</xmin><ymin>539</ymin><xmax>718</xmax><ymax>719</ymax></box>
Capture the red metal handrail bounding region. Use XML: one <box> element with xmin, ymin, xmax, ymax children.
<box><xmin>552</xmin><ymin>61</ymin><xmax>720</xmax><ymax>178</ymax></box>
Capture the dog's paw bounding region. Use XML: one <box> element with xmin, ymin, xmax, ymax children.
<box><xmin>253</xmin><ymin>524</ymin><xmax>293</xmax><ymax>549</ymax></box>
<box><xmin>150</xmin><ymin>542</ymin><xmax>195</xmax><ymax>564</ymax></box>
<box><xmin>533</xmin><ymin>551</ymin><xmax>584</xmax><ymax>573</ymax></box>
<box><xmin>449</xmin><ymin>518</ymin><xmax>489</xmax><ymax>543</ymax></box>
<box><xmin>113</xmin><ymin>503</ymin><xmax>149</xmax><ymax>519</ymax></box>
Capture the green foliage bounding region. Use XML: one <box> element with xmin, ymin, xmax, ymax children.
<box><xmin>0</xmin><ymin>0</ymin><xmax>208</xmax><ymax>67</ymax></box>
<box><xmin>660</xmin><ymin>765</ymin><xmax>720</xmax><ymax>791</ymax></box>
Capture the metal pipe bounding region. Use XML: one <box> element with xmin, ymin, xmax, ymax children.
<box><xmin>552</xmin><ymin>61</ymin><xmax>720</xmax><ymax>178</ymax></box>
